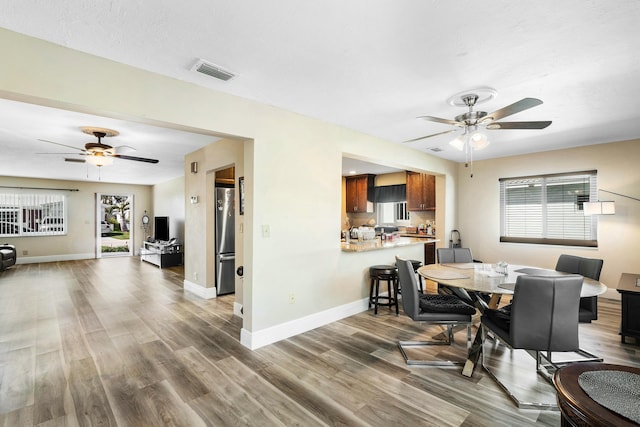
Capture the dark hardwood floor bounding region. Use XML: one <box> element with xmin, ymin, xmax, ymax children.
<box><xmin>0</xmin><ymin>257</ymin><xmax>638</xmax><ymax>426</ymax></box>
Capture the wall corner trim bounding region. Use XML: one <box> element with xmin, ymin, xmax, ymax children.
<box><xmin>183</xmin><ymin>280</ymin><xmax>217</xmax><ymax>299</ymax></box>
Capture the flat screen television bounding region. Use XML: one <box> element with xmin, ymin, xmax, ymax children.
<box><xmin>154</xmin><ymin>216</ymin><xmax>170</xmax><ymax>242</ymax></box>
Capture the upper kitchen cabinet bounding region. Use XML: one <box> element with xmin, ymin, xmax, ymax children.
<box><xmin>345</xmin><ymin>174</ymin><xmax>375</xmax><ymax>213</ymax></box>
<box><xmin>406</xmin><ymin>171</ymin><xmax>435</xmax><ymax>211</ymax></box>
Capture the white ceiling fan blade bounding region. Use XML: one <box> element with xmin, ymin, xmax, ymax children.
<box><xmin>403</xmin><ymin>129</ymin><xmax>457</xmax><ymax>143</ymax></box>
<box><xmin>38</xmin><ymin>138</ymin><xmax>86</xmax><ymax>152</ymax></box>
<box><xmin>114</xmin><ymin>145</ymin><xmax>136</xmax><ymax>154</ymax></box>
<box><xmin>482</xmin><ymin>98</ymin><xmax>543</xmax><ymax>122</ymax></box>
<box><xmin>417</xmin><ymin>116</ymin><xmax>461</xmax><ymax>126</ymax></box>
<box><xmin>486</xmin><ymin>121</ymin><xmax>552</xmax><ymax>130</ymax></box>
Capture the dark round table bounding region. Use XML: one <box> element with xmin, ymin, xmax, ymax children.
<box><xmin>554</xmin><ymin>362</ymin><xmax>640</xmax><ymax>427</ymax></box>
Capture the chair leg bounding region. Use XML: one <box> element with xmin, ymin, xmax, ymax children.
<box><xmin>394</xmin><ymin>278</ymin><xmax>399</xmax><ymax>316</ymax></box>
<box><xmin>398</xmin><ymin>322</ymin><xmax>471</xmax><ymax>366</ymax></box>
<box><xmin>369</xmin><ymin>278</ymin><xmax>375</xmax><ymax>310</ymax></box>
<box><xmin>417</xmin><ymin>274</ymin><xmax>424</xmax><ymax>293</ymax></box>
<box><xmin>374</xmin><ymin>279</ymin><xmax>380</xmax><ymax>315</ymax></box>
<box><xmin>481</xmin><ymin>335</ymin><xmax>559</xmax><ymax>410</ymax></box>
<box><xmin>535</xmin><ymin>348</ymin><xmax>604</xmax><ymax>382</ymax></box>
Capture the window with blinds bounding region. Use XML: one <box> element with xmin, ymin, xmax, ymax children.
<box><xmin>0</xmin><ymin>192</ymin><xmax>67</xmax><ymax>237</ymax></box>
<box><xmin>377</xmin><ymin>202</ymin><xmax>410</xmax><ymax>224</ymax></box>
<box><xmin>499</xmin><ymin>171</ymin><xmax>598</xmax><ymax>247</ymax></box>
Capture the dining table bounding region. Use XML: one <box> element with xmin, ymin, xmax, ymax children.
<box><xmin>417</xmin><ymin>262</ymin><xmax>608</xmax><ymax>377</ymax></box>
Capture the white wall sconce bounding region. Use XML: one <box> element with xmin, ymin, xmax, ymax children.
<box><xmin>583</xmin><ymin>201</ymin><xmax>616</xmax><ymax>216</ymax></box>
<box><xmin>190</xmin><ymin>196</ymin><xmax>199</xmax><ymax>204</ymax></box>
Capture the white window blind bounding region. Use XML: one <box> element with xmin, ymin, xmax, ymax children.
<box><xmin>0</xmin><ymin>192</ymin><xmax>67</xmax><ymax>237</ymax></box>
<box><xmin>499</xmin><ymin>171</ymin><xmax>597</xmax><ymax>247</ymax></box>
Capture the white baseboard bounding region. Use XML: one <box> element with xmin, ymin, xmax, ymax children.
<box><xmin>240</xmin><ymin>297</ymin><xmax>370</xmax><ymax>350</ymax></box>
<box><xmin>183</xmin><ymin>280</ymin><xmax>217</xmax><ymax>299</ymax></box>
<box><xmin>16</xmin><ymin>253</ymin><xmax>95</xmax><ymax>264</ymax></box>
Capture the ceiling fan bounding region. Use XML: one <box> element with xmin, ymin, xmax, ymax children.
<box><xmin>405</xmin><ymin>91</ymin><xmax>552</xmax><ymax>149</ymax></box>
<box><xmin>38</xmin><ymin>127</ymin><xmax>159</xmax><ymax>166</ymax></box>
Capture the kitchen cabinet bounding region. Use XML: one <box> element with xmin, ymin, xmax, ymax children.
<box><xmin>406</xmin><ymin>172</ymin><xmax>435</xmax><ymax>211</ymax></box>
<box><xmin>424</xmin><ymin>242</ymin><xmax>436</xmax><ymax>265</ymax></box>
<box><xmin>345</xmin><ymin>174</ymin><xmax>375</xmax><ymax>213</ymax></box>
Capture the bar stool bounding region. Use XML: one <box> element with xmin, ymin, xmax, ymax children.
<box><xmin>369</xmin><ymin>265</ymin><xmax>399</xmax><ymax>315</ymax></box>
<box><xmin>394</xmin><ymin>259</ymin><xmax>423</xmax><ymax>294</ymax></box>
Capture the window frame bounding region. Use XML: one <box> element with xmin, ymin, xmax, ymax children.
<box><xmin>0</xmin><ymin>191</ymin><xmax>68</xmax><ymax>237</ymax></box>
<box><xmin>499</xmin><ymin>170</ymin><xmax>598</xmax><ymax>247</ymax></box>
<box><xmin>376</xmin><ymin>201</ymin><xmax>410</xmax><ymax>225</ymax></box>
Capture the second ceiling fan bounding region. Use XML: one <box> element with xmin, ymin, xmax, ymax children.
<box><xmin>405</xmin><ymin>90</ymin><xmax>552</xmax><ymax>150</ymax></box>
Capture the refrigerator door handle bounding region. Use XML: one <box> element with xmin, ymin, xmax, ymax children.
<box><xmin>218</xmin><ymin>254</ymin><xmax>235</xmax><ymax>261</ymax></box>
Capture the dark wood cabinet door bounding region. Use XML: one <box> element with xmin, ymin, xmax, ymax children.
<box><xmin>406</xmin><ymin>172</ymin><xmax>435</xmax><ymax>211</ymax></box>
<box><xmin>423</xmin><ymin>174</ymin><xmax>436</xmax><ymax>210</ymax></box>
<box><xmin>424</xmin><ymin>242</ymin><xmax>436</xmax><ymax>265</ymax></box>
<box><xmin>345</xmin><ymin>175</ymin><xmax>374</xmax><ymax>213</ymax></box>
<box><xmin>406</xmin><ymin>171</ymin><xmax>424</xmax><ymax>211</ymax></box>
<box><xmin>345</xmin><ymin>177</ymin><xmax>358</xmax><ymax>212</ymax></box>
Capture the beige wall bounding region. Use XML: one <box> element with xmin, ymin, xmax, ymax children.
<box><xmin>183</xmin><ymin>139</ymin><xmax>244</xmax><ymax>308</ymax></box>
<box><xmin>457</xmin><ymin>139</ymin><xmax>640</xmax><ymax>299</ymax></box>
<box><xmin>0</xmin><ymin>176</ymin><xmax>152</xmax><ymax>261</ymax></box>
<box><xmin>0</xmin><ymin>28</ymin><xmax>458</xmax><ymax>348</ymax></box>
<box><xmin>153</xmin><ymin>176</ymin><xmax>186</xmax><ymax>243</ymax></box>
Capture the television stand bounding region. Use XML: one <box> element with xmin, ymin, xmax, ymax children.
<box><xmin>141</xmin><ymin>241</ymin><xmax>183</xmax><ymax>268</ymax></box>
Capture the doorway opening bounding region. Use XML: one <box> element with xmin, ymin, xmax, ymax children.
<box><xmin>97</xmin><ymin>193</ymin><xmax>133</xmax><ymax>257</ymax></box>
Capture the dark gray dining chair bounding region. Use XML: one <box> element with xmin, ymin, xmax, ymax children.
<box><xmin>480</xmin><ymin>274</ymin><xmax>600</xmax><ymax>408</ymax></box>
<box><xmin>436</xmin><ymin>247</ymin><xmax>488</xmax><ymax>306</ymax></box>
<box><xmin>395</xmin><ymin>256</ymin><xmax>475</xmax><ymax>366</ymax></box>
<box><xmin>555</xmin><ymin>254</ymin><xmax>603</xmax><ymax>323</ymax></box>
<box><xmin>436</xmin><ymin>247</ymin><xmax>474</xmax><ymax>264</ymax></box>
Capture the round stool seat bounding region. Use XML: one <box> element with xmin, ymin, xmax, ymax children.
<box><xmin>370</xmin><ymin>265</ymin><xmax>398</xmax><ymax>277</ymax></box>
<box><xmin>369</xmin><ymin>265</ymin><xmax>399</xmax><ymax>316</ymax></box>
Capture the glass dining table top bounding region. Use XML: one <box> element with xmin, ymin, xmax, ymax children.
<box><xmin>417</xmin><ymin>263</ymin><xmax>607</xmax><ymax>298</ymax></box>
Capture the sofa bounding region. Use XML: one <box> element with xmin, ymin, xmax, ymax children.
<box><xmin>0</xmin><ymin>244</ymin><xmax>16</xmax><ymax>271</ymax></box>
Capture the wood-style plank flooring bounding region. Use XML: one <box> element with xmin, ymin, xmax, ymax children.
<box><xmin>1</xmin><ymin>257</ymin><xmax>638</xmax><ymax>426</ymax></box>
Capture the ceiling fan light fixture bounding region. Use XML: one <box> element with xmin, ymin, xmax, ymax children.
<box><xmin>469</xmin><ymin>130</ymin><xmax>489</xmax><ymax>150</ymax></box>
<box><xmin>86</xmin><ymin>152</ymin><xmax>113</xmax><ymax>167</ymax></box>
<box><xmin>449</xmin><ymin>133</ymin><xmax>466</xmax><ymax>151</ymax></box>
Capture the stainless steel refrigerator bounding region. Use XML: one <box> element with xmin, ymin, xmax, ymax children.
<box><xmin>215</xmin><ymin>187</ymin><xmax>235</xmax><ymax>295</ymax></box>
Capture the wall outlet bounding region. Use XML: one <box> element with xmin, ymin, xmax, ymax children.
<box><xmin>288</xmin><ymin>293</ymin><xmax>295</xmax><ymax>304</ymax></box>
<box><xmin>636</xmin><ymin>277</ymin><xmax>640</xmax><ymax>287</ymax></box>
<box><xmin>22</xmin><ymin>250</ymin><xmax>28</xmax><ymax>256</ymax></box>
<box><xmin>194</xmin><ymin>272</ymin><xmax>198</xmax><ymax>281</ymax></box>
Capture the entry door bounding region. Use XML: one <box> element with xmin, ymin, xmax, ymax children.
<box><xmin>96</xmin><ymin>193</ymin><xmax>133</xmax><ymax>258</ymax></box>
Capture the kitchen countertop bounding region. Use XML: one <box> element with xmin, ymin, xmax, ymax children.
<box><xmin>399</xmin><ymin>233</ymin><xmax>437</xmax><ymax>238</ymax></box>
<box><xmin>341</xmin><ymin>237</ymin><xmax>439</xmax><ymax>252</ymax></box>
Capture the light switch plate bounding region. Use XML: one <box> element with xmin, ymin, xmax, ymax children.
<box><xmin>262</xmin><ymin>224</ymin><xmax>270</xmax><ymax>238</ymax></box>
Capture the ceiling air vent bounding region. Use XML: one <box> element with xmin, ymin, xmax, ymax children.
<box><xmin>191</xmin><ymin>59</ymin><xmax>235</xmax><ymax>81</ymax></box>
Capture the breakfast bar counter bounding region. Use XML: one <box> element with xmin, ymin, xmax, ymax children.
<box><xmin>341</xmin><ymin>237</ymin><xmax>438</xmax><ymax>252</ymax></box>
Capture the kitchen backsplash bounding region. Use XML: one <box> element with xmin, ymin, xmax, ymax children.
<box><xmin>345</xmin><ymin>210</ymin><xmax>435</xmax><ymax>230</ymax></box>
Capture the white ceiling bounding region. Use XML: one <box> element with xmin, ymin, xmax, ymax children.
<box><xmin>1</xmin><ymin>1</ymin><xmax>640</xmax><ymax>183</ymax></box>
